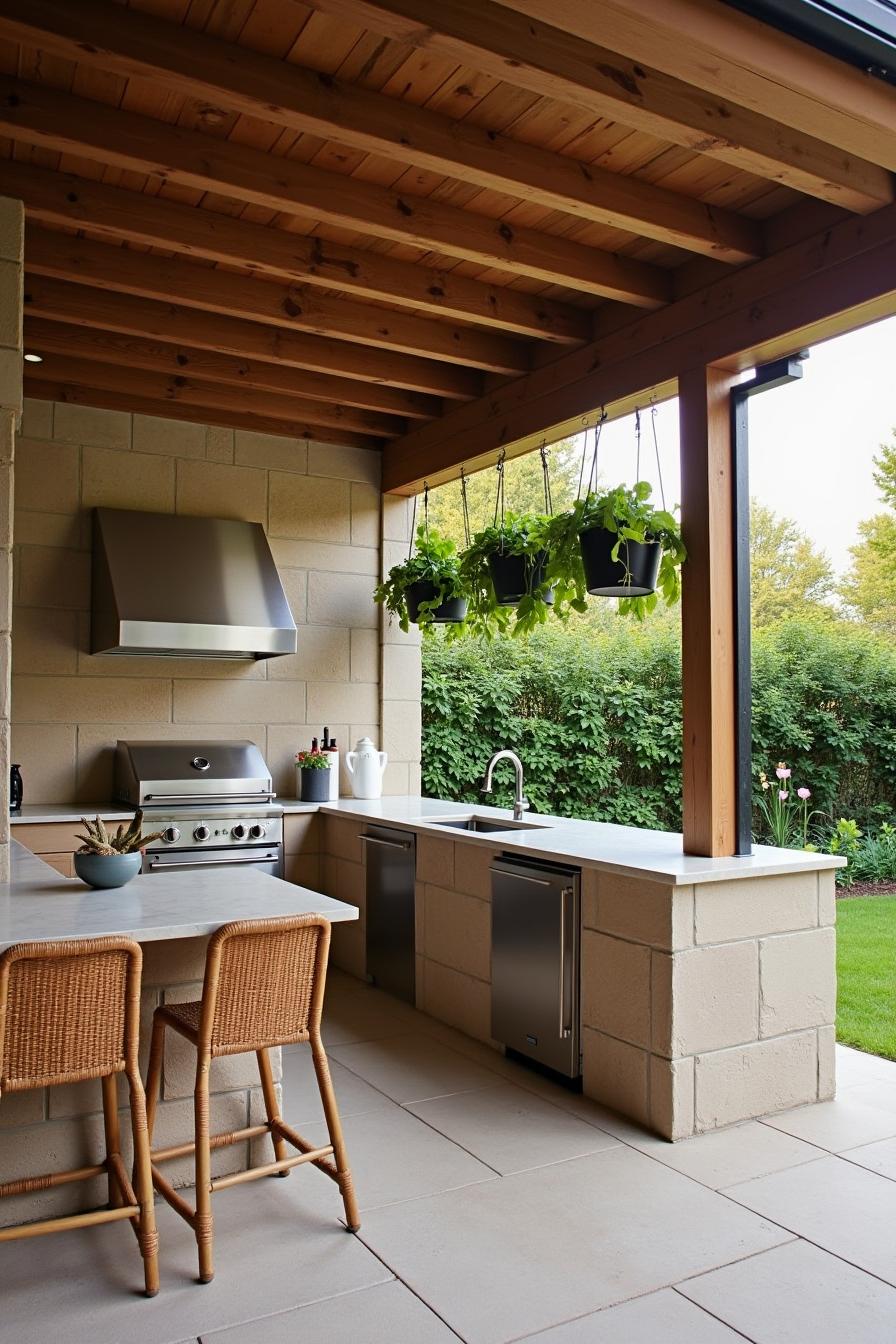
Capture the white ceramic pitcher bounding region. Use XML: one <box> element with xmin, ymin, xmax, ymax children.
<box><xmin>345</xmin><ymin>737</ymin><xmax>388</xmax><ymax>799</ymax></box>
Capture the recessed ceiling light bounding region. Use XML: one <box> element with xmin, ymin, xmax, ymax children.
<box><xmin>23</xmin><ymin>352</ymin><xmax>43</xmax><ymax>363</ymax></box>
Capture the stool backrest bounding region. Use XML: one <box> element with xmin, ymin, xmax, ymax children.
<box><xmin>199</xmin><ymin>916</ymin><xmax>331</xmax><ymax>1056</ymax></box>
<box><xmin>0</xmin><ymin>937</ymin><xmax>142</xmax><ymax>1094</ymax></box>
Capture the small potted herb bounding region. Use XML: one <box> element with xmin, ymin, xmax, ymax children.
<box><xmin>547</xmin><ymin>482</ymin><xmax>686</xmax><ymax>620</ymax></box>
<box><xmin>74</xmin><ymin>811</ymin><xmax>164</xmax><ymax>889</ymax></box>
<box><xmin>460</xmin><ymin>512</ymin><xmax>554</xmax><ymax>638</ymax></box>
<box><xmin>296</xmin><ymin>750</ymin><xmax>331</xmax><ymax>802</ymax></box>
<box><xmin>374</xmin><ymin>523</ymin><xmax>467</xmax><ymax>633</ymax></box>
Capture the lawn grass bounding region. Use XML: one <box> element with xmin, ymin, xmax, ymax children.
<box><xmin>836</xmin><ymin>894</ymin><xmax>896</xmax><ymax>1061</ymax></box>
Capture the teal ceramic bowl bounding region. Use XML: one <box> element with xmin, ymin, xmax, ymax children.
<box><xmin>74</xmin><ymin>851</ymin><xmax>143</xmax><ymax>890</ymax></box>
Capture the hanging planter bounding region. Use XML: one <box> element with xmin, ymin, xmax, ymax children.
<box><xmin>487</xmin><ymin>547</ymin><xmax>553</xmax><ymax>605</ymax></box>
<box><xmin>578</xmin><ymin>526</ymin><xmax>662</xmax><ymax>597</ymax></box>
<box><xmin>374</xmin><ymin>486</ymin><xmax>468</xmax><ymax>635</ymax></box>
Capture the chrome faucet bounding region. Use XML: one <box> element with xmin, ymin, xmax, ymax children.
<box><xmin>481</xmin><ymin>749</ymin><xmax>529</xmax><ymax>821</ymax></box>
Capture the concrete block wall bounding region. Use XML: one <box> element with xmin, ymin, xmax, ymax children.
<box><xmin>0</xmin><ymin>195</ymin><xmax>23</xmax><ymax>882</ymax></box>
<box><xmin>581</xmin><ymin>868</ymin><xmax>837</xmax><ymax>1139</ymax></box>
<box><xmin>11</xmin><ymin>398</ymin><xmax>422</xmax><ymax>804</ymax></box>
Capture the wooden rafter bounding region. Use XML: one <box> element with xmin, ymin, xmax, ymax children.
<box><xmin>0</xmin><ymin>78</ymin><xmax>672</xmax><ymax>305</ymax></box>
<box><xmin>0</xmin><ymin>0</ymin><xmax>761</xmax><ymax>263</ymax></box>
<box><xmin>23</xmin><ymin>227</ymin><xmax>529</xmax><ymax>375</ymax></box>
<box><xmin>22</xmin><ymin>317</ymin><xmax>437</xmax><ymax>423</ymax></box>
<box><xmin>23</xmin><ymin>276</ymin><xmax>480</xmax><ymax>401</ymax></box>
<box><xmin>3</xmin><ymin>162</ymin><xmax>588</xmax><ymax>346</ymax></box>
<box><xmin>306</xmin><ymin>0</ymin><xmax>893</xmax><ymax>212</ymax></box>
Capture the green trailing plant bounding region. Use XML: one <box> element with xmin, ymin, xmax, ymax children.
<box><xmin>460</xmin><ymin>512</ymin><xmax>554</xmax><ymax>639</ymax></box>
<box><xmin>76</xmin><ymin>811</ymin><xmax>164</xmax><ymax>856</ymax></box>
<box><xmin>374</xmin><ymin>524</ymin><xmax>466</xmax><ymax>636</ymax></box>
<box><xmin>295</xmin><ymin>751</ymin><xmax>331</xmax><ymax>770</ymax></box>
<box><xmin>828</xmin><ymin>817</ymin><xmax>863</xmax><ymax>886</ymax></box>
<box><xmin>546</xmin><ymin>482</ymin><xmax>686</xmax><ymax>620</ymax></box>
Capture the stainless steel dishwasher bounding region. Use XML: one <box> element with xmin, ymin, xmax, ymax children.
<box><xmin>491</xmin><ymin>854</ymin><xmax>581</xmax><ymax>1079</ymax></box>
<box><xmin>362</xmin><ymin>824</ymin><xmax>417</xmax><ymax>1004</ymax></box>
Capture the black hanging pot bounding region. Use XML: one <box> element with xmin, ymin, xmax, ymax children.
<box><xmin>487</xmin><ymin>549</ymin><xmax>555</xmax><ymax>606</ymax></box>
<box><xmin>406</xmin><ymin>580</ymin><xmax>468</xmax><ymax>625</ymax></box>
<box><xmin>579</xmin><ymin>526</ymin><xmax>661</xmax><ymax>597</ymax></box>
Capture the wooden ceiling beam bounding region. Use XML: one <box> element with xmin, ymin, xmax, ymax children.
<box><xmin>25</xmin><ymin>378</ymin><xmax>343</xmax><ymax>447</ymax></box>
<box><xmin>23</xmin><ymin>276</ymin><xmax>479</xmax><ymax>401</ymax></box>
<box><xmin>23</xmin><ymin>316</ymin><xmax>429</xmax><ymax>426</ymax></box>
<box><xmin>23</xmin><ymin>320</ymin><xmax>406</xmax><ymax>438</ymax></box>
<box><xmin>0</xmin><ymin>78</ymin><xmax>672</xmax><ymax>305</ymax></box>
<box><xmin>383</xmin><ymin>199</ymin><xmax>896</xmax><ymax>490</ymax></box>
<box><xmin>25</xmin><ymin>353</ymin><xmax>387</xmax><ymax>449</ymax></box>
<box><xmin>3</xmin><ymin>161</ymin><xmax>587</xmax><ymax>346</ymax></box>
<box><xmin>306</xmin><ymin>0</ymin><xmax>893</xmax><ymax>212</ymax></box>
<box><xmin>0</xmin><ymin>0</ymin><xmax>760</xmax><ymax>263</ymax></box>
<box><xmin>24</xmin><ymin>226</ymin><xmax>528</xmax><ymax>375</ymax></box>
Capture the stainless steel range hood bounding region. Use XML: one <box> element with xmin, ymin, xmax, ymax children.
<box><xmin>91</xmin><ymin>508</ymin><xmax>297</xmax><ymax>659</ymax></box>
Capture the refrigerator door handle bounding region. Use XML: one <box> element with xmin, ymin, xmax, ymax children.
<box><xmin>559</xmin><ymin>885</ymin><xmax>573</xmax><ymax>1039</ymax></box>
<box><xmin>490</xmin><ymin>867</ymin><xmax>551</xmax><ymax>887</ymax></box>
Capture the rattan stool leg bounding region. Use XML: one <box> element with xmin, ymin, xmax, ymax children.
<box><xmin>145</xmin><ymin>1015</ymin><xmax>166</xmax><ymax>1143</ymax></box>
<box><xmin>257</xmin><ymin>1049</ymin><xmax>289</xmax><ymax>1176</ymax></box>
<box><xmin>101</xmin><ymin>1074</ymin><xmax>124</xmax><ymax>1209</ymax></box>
<box><xmin>194</xmin><ymin>1050</ymin><xmax>214</xmax><ymax>1284</ymax></box>
<box><xmin>310</xmin><ymin>1034</ymin><xmax>360</xmax><ymax>1232</ymax></box>
<box><xmin>127</xmin><ymin>1069</ymin><xmax>160</xmax><ymax>1298</ymax></box>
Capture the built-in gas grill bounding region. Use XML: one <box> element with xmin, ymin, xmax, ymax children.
<box><xmin>113</xmin><ymin>740</ymin><xmax>284</xmax><ymax>878</ymax></box>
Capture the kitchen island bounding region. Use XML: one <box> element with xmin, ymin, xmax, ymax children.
<box><xmin>0</xmin><ymin>840</ymin><xmax>358</xmax><ymax>1229</ymax></box>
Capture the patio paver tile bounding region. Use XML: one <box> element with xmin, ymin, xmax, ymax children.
<box><xmin>678</xmin><ymin>1238</ymin><xmax>896</xmax><ymax>1342</ymax></box>
<box><xmin>628</xmin><ymin>1119</ymin><xmax>824</xmax><ymax>1189</ymax></box>
<box><xmin>759</xmin><ymin>1094</ymin><xmax>896</xmax><ymax>1151</ymax></box>
<box><xmin>328</xmin><ymin>1033</ymin><xmax>504</xmax><ymax>1104</ymax></box>
<box><xmin>357</xmin><ymin>1144</ymin><xmax>792</xmax><ymax>1344</ymax></box>
<box><xmin>518</xmin><ymin>1287</ymin><xmax>745</xmax><ymax>1342</ymax></box>
<box><xmin>280</xmin><ymin>1049</ymin><xmax>396</xmax><ymax>1125</ymax></box>
<box><xmin>834</xmin><ymin>1045</ymin><xmax>896</xmax><ymax>1089</ymax></box>
<box><xmin>198</xmin><ymin>1280</ymin><xmax>460</xmax><ymax>1343</ymax></box>
<box><xmin>723</xmin><ymin>1154</ymin><xmax>896</xmax><ymax>1286</ymax></box>
<box><xmin>838</xmin><ymin>1135</ymin><xmax>896</xmax><ymax>1182</ymax></box>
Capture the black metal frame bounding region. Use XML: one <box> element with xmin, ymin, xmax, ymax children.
<box><xmin>730</xmin><ymin>354</ymin><xmax>807</xmax><ymax>855</ymax></box>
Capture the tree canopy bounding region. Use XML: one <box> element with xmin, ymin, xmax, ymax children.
<box><xmin>841</xmin><ymin>432</ymin><xmax>896</xmax><ymax>632</ymax></box>
<box><xmin>749</xmin><ymin>499</ymin><xmax>834</xmax><ymax>627</ymax></box>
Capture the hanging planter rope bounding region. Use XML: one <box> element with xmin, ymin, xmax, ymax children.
<box><xmin>578</xmin><ymin>409</ymin><xmax>663</xmax><ymax>598</ymax></box>
<box><xmin>374</xmin><ymin>480</ymin><xmax>467</xmax><ymax>633</ymax></box>
<box><xmin>483</xmin><ymin>447</ymin><xmax>554</xmax><ymax>608</ymax></box>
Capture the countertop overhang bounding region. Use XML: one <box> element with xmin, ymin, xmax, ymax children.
<box><xmin>11</xmin><ymin>798</ymin><xmax>844</xmax><ymax>886</ymax></box>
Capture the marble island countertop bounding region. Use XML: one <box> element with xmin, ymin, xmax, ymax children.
<box><xmin>10</xmin><ymin>797</ymin><xmax>844</xmax><ymax>886</ymax></box>
<box><xmin>0</xmin><ymin>841</ymin><xmax>357</xmax><ymax>952</ymax></box>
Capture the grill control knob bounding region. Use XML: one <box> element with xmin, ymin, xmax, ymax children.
<box><xmin>194</xmin><ymin>824</ymin><xmax>210</xmax><ymax>842</ymax></box>
<box><xmin>162</xmin><ymin>826</ymin><xmax>181</xmax><ymax>844</ymax></box>
<box><xmin>231</xmin><ymin>823</ymin><xmax>247</xmax><ymax>841</ymax></box>
<box><xmin>249</xmin><ymin>823</ymin><xmax>266</xmax><ymax>840</ymax></box>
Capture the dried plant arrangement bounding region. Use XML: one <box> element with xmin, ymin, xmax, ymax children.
<box><xmin>76</xmin><ymin>811</ymin><xmax>165</xmax><ymax>856</ymax></box>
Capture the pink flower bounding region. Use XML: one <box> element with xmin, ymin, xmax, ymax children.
<box><xmin>778</xmin><ymin>789</ymin><xmax>789</xmax><ymax>801</ymax></box>
<box><xmin>797</xmin><ymin>787</ymin><xmax>811</xmax><ymax>800</ymax></box>
<box><xmin>775</xmin><ymin>764</ymin><xmax>791</xmax><ymax>780</ymax></box>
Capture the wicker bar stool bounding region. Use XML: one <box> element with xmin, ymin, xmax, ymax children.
<box><xmin>145</xmin><ymin>914</ymin><xmax>359</xmax><ymax>1284</ymax></box>
<box><xmin>0</xmin><ymin>936</ymin><xmax>159</xmax><ymax>1297</ymax></box>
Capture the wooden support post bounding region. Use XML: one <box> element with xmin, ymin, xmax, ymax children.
<box><xmin>679</xmin><ymin>364</ymin><xmax>738</xmax><ymax>856</ymax></box>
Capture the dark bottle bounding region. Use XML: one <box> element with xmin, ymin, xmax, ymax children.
<box><xmin>9</xmin><ymin>763</ymin><xmax>23</xmax><ymax>814</ymax></box>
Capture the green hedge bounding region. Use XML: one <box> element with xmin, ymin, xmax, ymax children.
<box><xmin>421</xmin><ymin>617</ymin><xmax>896</xmax><ymax>833</ymax></box>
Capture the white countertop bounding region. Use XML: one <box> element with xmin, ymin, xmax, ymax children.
<box><xmin>10</xmin><ymin>797</ymin><xmax>843</xmax><ymax>886</ymax></box>
<box><xmin>0</xmin><ymin>841</ymin><xmax>358</xmax><ymax>951</ymax></box>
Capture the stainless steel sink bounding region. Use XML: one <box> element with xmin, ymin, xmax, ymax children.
<box><xmin>420</xmin><ymin>814</ymin><xmax>552</xmax><ymax>833</ymax></box>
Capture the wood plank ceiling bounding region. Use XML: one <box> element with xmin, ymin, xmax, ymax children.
<box><xmin>1</xmin><ymin>0</ymin><xmax>893</xmax><ymax>477</ymax></box>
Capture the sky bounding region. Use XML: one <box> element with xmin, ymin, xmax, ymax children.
<box><xmin>582</xmin><ymin>314</ymin><xmax>896</xmax><ymax>578</ymax></box>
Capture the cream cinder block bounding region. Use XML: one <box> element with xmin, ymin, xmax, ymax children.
<box><xmin>142</xmin><ymin>937</ymin><xmax>210</xmax><ymax>989</ymax></box>
<box><xmin>694</xmin><ymin>1029</ymin><xmax>818</xmax><ymax>1131</ymax></box>
<box><xmin>382</xmin><ymin>494</ymin><xmax>414</xmax><ymax>544</ymax></box>
<box><xmin>19</xmin><ymin>398</ymin><xmax>53</xmax><ymax>439</ymax></box>
<box><xmin>280</xmin><ymin>568</ymin><xmax>307</xmax><ymax>624</ymax></box>
<box><xmin>588</xmin><ymin>870</ymin><xmax>693</xmax><ymax>950</ymax></box>
<box><xmin>148</xmin><ymin>1089</ymin><xmax>255</xmax><ymax>1188</ymax></box>
<box><xmin>9</xmin><ymin>723</ymin><xmax>77</xmax><ymax>805</ymax></box>
<box><xmin>11</xmin><ymin>607</ymin><xmax>78</xmax><ymax>676</ymax></box>
<box><xmin>175</xmin><ymin>457</ymin><xmax>266</xmax><ymax>523</ymax></box>
<box><xmin>694</xmin><ymin>872</ymin><xmax>818</xmax><ymax>944</ymax></box>
<box><xmin>382</xmin><ymin>642</ymin><xmax>422</xmax><ymax>701</ymax></box>
<box><xmin>13</xmin><ymin>674</ymin><xmax>171</xmax><ymax>725</ymax></box>
<box><xmin>351</xmin><ymin>481</ymin><xmax>380</xmax><ymax>548</ymax></box>
<box><xmin>649</xmin><ymin>1054</ymin><xmax>695</xmax><ymax>1141</ymax></box>
<box><xmin>582</xmin><ymin>930</ymin><xmax>651</xmax><ymax>1048</ymax></box>
<box><xmin>0</xmin><ymin>1088</ymin><xmax>45</xmax><ymax>1128</ymax></box>
<box><xmin>382</xmin><ymin>760</ymin><xmax>409</xmax><ymax>795</ymax></box>
<box><xmin>270</xmin><ymin>537</ymin><xmax>379</xmax><ymax>576</ymax></box>
<box><xmin>133</xmin><ymin>413</ymin><xmax>206</xmax><ymax>458</ymax></box>
<box><xmin>421</xmin><ymin>958</ymin><xmax>491</xmax><ymax>1043</ymax></box>
<box><xmin>269</xmin><ymin>473</ymin><xmax>350</xmax><ymax>542</ymax></box>
<box><xmin>308</xmin><ymin>570</ymin><xmax>377</xmax><ymax>628</ymax></box>
<box><xmin>82</xmin><ymin>443</ymin><xmax>175</xmax><ymax>513</ymax></box>
<box><xmin>16</xmin><ymin>545</ymin><xmax>90</xmax><ymax>610</ymax></box>
<box><xmin>416</xmin><ymin>834</ymin><xmax>454</xmax><ymax>888</ymax></box>
<box><xmin>53</xmin><ymin>402</ymin><xmax>131</xmax><ymax>450</ymax></box>
<box><xmin>283</xmin><ymin>812</ymin><xmax>320</xmax><ymax>856</ymax></box>
<box><xmin>818</xmin><ymin>1024</ymin><xmax>836</xmax><ymax>1100</ymax></box>
<box><xmin>451</xmin><ymin>842</ymin><xmax>495</xmax><ymax>901</ymax></box>
<box><xmin>267</xmin><ymin>625</ymin><xmax>351</xmax><ymax>682</ymax></box>
<box><xmin>1</xmin><ymin>407</ymin><xmax>16</xmax><ymax>462</ymax></box>
<box><xmin>350</xmin><ymin>627</ymin><xmax>379</xmax><ymax>684</ymax></box>
<box><xmin>424</xmin><ymin>885</ymin><xmax>490</xmax><ymax>981</ymax></box>
<box><xmin>759</xmin><ymin>927</ymin><xmax>836</xmax><ymax>1037</ymax></box>
<box><xmin>13</xmin><ymin>510</ymin><xmax>85</xmax><ymax>550</ymax></box>
<box><xmin>308</xmin><ymin>440</ymin><xmax>380</xmax><ymax>485</ymax></box>
<box><xmin>161</xmin><ymin>983</ymin><xmax>263</xmax><ymax>1100</ymax></box>
<box><xmin>582</xmin><ymin>1027</ymin><xmax>649</xmax><ymax>1127</ymax></box>
<box><xmin>818</xmin><ymin>872</ymin><xmax>836</xmax><ymax>927</ymax></box>
<box><xmin>14</xmin><ymin>438</ymin><xmax>80</xmax><ymax>516</ymax></box>
<box><xmin>381</xmin><ymin>698</ymin><xmax>421</xmax><ymax>764</ymax></box>
<box><xmin>0</xmin><ymin>462</ymin><xmax>11</xmax><ymax>549</ymax></box>
<box><xmin>205</xmin><ymin>425</ymin><xmax>234</xmax><ymax>462</ymax></box>
<box><xmin>235</xmin><ymin>429</ymin><xmax>307</xmax><ymax>473</ymax></box>
<box><xmin>0</xmin><ymin>196</ymin><xmax>24</xmax><ymax>264</ymax></box>
<box><xmin>0</xmin><ymin>347</ymin><xmax>21</xmax><ymax>415</ymax></box>
<box><xmin>656</xmin><ymin>940</ymin><xmax>759</xmax><ymax>1058</ymax></box>
<box><xmin>0</xmin><ymin>1112</ymin><xmax>107</xmax><ymax>1227</ymax></box>
<box><xmin>0</xmin><ymin>257</ymin><xmax>22</xmax><ymax>350</ymax></box>
<box><xmin>407</xmin><ymin>761</ymin><xmax>421</xmax><ymax>795</ymax></box>
<box><xmin>307</xmin><ymin>679</ymin><xmax>378</xmax><ymax>726</ymax></box>
<box><xmin>173</xmin><ymin>678</ymin><xmax>305</xmax><ymax>724</ymax></box>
